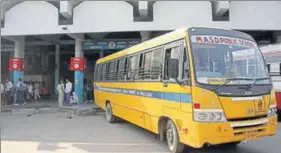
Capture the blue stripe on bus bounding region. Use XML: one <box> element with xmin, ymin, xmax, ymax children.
<box><xmin>94</xmin><ymin>86</ymin><xmax>191</xmax><ymax>103</ymax></box>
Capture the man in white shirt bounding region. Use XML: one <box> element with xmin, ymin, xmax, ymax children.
<box><xmin>27</xmin><ymin>83</ymin><xmax>34</xmax><ymax>100</ymax></box>
<box><xmin>34</xmin><ymin>82</ymin><xmax>41</xmax><ymax>101</ymax></box>
<box><xmin>64</xmin><ymin>79</ymin><xmax>73</xmax><ymax>105</ymax></box>
<box><xmin>1</xmin><ymin>83</ymin><xmax>4</xmax><ymax>94</ymax></box>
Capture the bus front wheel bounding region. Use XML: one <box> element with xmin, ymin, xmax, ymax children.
<box><xmin>166</xmin><ymin>119</ymin><xmax>184</xmax><ymax>153</ymax></box>
<box><xmin>105</xmin><ymin>102</ymin><xmax>117</xmax><ymax>123</ymax></box>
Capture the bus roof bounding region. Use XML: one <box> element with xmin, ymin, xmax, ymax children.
<box><xmin>95</xmin><ymin>26</ymin><xmax>238</xmax><ymax>64</ymax></box>
<box><xmin>96</xmin><ymin>27</ymin><xmax>189</xmax><ymax>64</ymax></box>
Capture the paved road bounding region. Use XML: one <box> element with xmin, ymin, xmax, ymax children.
<box><xmin>1</xmin><ymin>112</ymin><xmax>280</xmax><ymax>153</ymax></box>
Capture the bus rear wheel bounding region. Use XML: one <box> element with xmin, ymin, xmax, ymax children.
<box><xmin>166</xmin><ymin>119</ymin><xmax>184</xmax><ymax>153</ymax></box>
<box><xmin>105</xmin><ymin>102</ymin><xmax>117</xmax><ymax>123</ymax></box>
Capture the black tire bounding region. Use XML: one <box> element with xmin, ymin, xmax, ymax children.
<box><xmin>105</xmin><ymin>102</ymin><xmax>117</xmax><ymax>123</ymax></box>
<box><xmin>166</xmin><ymin>119</ymin><xmax>184</xmax><ymax>153</ymax></box>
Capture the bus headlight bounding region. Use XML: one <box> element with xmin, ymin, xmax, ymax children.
<box><xmin>194</xmin><ymin>110</ymin><xmax>226</xmax><ymax>122</ymax></box>
<box><xmin>268</xmin><ymin>105</ymin><xmax>277</xmax><ymax>117</ymax></box>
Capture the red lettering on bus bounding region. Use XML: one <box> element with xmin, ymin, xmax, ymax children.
<box><xmin>204</xmin><ymin>37</ymin><xmax>209</xmax><ymax>43</ymax></box>
<box><xmin>214</xmin><ymin>37</ymin><xmax>219</xmax><ymax>43</ymax></box>
<box><xmin>196</xmin><ymin>36</ymin><xmax>203</xmax><ymax>42</ymax></box>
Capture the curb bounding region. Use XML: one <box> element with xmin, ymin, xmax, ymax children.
<box><xmin>1</xmin><ymin>105</ymin><xmax>104</xmax><ymax>116</ymax></box>
<box><xmin>1</xmin><ymin>107</ymin><xmax>61</xmax><ymax>116</ymax></box>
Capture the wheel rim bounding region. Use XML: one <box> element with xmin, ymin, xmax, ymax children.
<box><xmin>106</xmin><ymin>104</ymin><xmax>112</xmax><ymax>121</ymax></box>
<box><xmin>166</xmin><ymin>121</ymin><xmax>177</xmax><ymax>151</ymax></box>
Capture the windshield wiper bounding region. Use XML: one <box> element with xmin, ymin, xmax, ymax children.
<box><xmin>247</xmin><ymin>77</ymin><xmax>269</xmax><ymax>90</ymax></box>
<box><xmin>214</xmin><ymin>78</ymin><xmax>253</xmax><ymax>92</ymax></box>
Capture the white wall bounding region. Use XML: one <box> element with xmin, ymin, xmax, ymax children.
<box><xmin>71</xmin><ymin>1</ymin><xmax>133</xmax><ymax>33</ymax></box>
<box><xmin>228</xmin><ymin>1</ymin><xmax>281</xmax><ymax>30</ymax></box>
<box><xmin>2</xmin><ymin>1</ymin><xmax>63</xmax><ymax>36</ymax></box>
<box><xmin>152</xmin><ymin>1</ymin><xmax>213</xmax><ymax>30</ymax></box>
<box><xmin>1</xmin><ymin>1</ymin><xmax>281</xmax><ymax>36</ymax></box>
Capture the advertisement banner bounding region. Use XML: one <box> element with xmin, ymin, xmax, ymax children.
<box><xmin>9</xmin><ymin>57</ymin><xmax>24</xmax><ymax>71</ymax></box>
<box><xmin>70</xmin><ymin>57</ymin><xmax>86</xmax><ymax>71</ymax></box>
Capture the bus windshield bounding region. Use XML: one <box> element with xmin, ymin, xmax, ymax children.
<box><xmin>190</xmin><ymin>35</ymin><xmax>270</xmax><ymax>85</ymax></box>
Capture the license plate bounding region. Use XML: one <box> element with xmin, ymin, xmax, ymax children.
<box><xmin>245</xmin><ymin>130</ymin><xmax>257</xmax><ymax>141</ymax></box>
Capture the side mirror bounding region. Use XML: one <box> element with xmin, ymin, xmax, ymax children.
<box><xmin>167</xmin><ymin>59</ymin><xmax>179</xmax><ymax>79</ymax></box>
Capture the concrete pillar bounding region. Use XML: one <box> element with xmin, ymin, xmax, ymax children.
<box><xmin>274</xmin><ymin>31</ymin><xmax>281</xmax><ymax>43</ymax></box>
<box><xmin>55</xmin><ymin>44</ymin><xmax>60</xmax><ymax>95</ymax></box>
<box><xmin>13</xmin><ymin>37</ymin><xmax>25</xmax><ymax>84</ymax></box>
<box><xmin>140</xmin><ymin>31</ymin><xmax>151</xmax><ymax>42</ymax></box>
<box><xmin>74</xmin><ymin>38</ymin><xmax>84</xmax><ymax>104</ymax></box>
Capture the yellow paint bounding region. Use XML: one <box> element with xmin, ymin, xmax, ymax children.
<box><xmin>93</xmin><ymin>27</ymin><xmax>277</xmax><ymax>149</ymax></box>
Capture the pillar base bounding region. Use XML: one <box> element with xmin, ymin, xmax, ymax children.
<box><xmin>74</xmin><ymin>71</ymin><xmax>84</xmax><ymax>104</ymax></box>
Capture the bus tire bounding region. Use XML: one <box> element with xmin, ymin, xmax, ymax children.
<box><xmin>105</xmin><ymin>102</ymin><xmax>117</xmax><ymax>123</ymax></box>
<box><xmin>166</xmin><ymin>119</ymin><xmax>184</xmax><ymax>153</ymax></box>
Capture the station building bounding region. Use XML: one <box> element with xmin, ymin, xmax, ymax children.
<box><xmin>1</xmin><ymin>1</ymin><xmax>281</xmax><ymax>103</ymax></box>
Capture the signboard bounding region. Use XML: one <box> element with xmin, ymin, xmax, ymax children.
<box><xmin>83</xmin><ymin>40</ymin><xmax>141</xmax><ymax>50</ymax></box>
<box><xmin>191</xmin><ymin>35</ymin><xmax>257</xmax><ymax>48</ymax></box>
<box><xmin>9</xmin><ymin>57</ymin><xmax>24</xmax><ymax>71</ymax></box>
<box><xmin>70</xmin><ymin>57</ymin><xmax>86</xmax><ymax>71</ymax></box>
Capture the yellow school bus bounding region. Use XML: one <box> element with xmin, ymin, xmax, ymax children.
<box><xmin>93</xmin><ymin>27</ymin><xmax>278</xmax><ymax>153</ymax></box>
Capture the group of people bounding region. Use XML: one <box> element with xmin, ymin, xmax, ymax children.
<box><xmin>56</xmin><ymin>78</ymin><xmax>93</xmax><ymax>107</ymax></box>
<box><xmin>0</xmin><ymin>78</ymin><xmax>42</xmax><ymax>106</ymax></box>
<box><xmin>0</xmin><ymin>77</ymin><xmax>93</xmax><ymax>107</ymax></box>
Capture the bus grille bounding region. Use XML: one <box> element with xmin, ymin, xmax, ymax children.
<box><xmin>227</xmin><ymin>115</ymin><xmax>267</xmax><ymax>122</ymax></box>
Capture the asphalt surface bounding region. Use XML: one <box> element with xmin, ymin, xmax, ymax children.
<box><xmin>1</xmin><ymin>112</ymin><xmax>280</xmax><ymax>153</ymax></box>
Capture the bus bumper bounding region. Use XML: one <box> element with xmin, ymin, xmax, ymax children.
<box><xmin>191</xmin><ymin>115</ymin><xmax>278</xmax><ymax>148</ymax></box>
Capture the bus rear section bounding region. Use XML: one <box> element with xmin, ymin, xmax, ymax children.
<box><xmin>187</xmin><ymin>27</ymin><xmax>278</xmax><ymax>148</ymax></box>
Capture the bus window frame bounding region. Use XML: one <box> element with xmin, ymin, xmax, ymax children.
<box><xmin>162</xmin><ymin>40</ymin><xmax>185</xmax><ymax>83</ymax></box>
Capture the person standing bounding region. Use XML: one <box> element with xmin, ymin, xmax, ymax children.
<box><xmin>5</xmin><ymin>79</ymin><xmax>13</xmax><ymax>105</ymax></box>
<box><xmin>56</xmin><ymin>80</ymin><xmax>65</xmax><ymax>107</ymax></box>
<box><xmin>27</xmin><ymin>83</ymin><xmax>34</xmax><ymax>101</ymax></box>
<box><xmin>34</xmin><ymin>82</ymin><xmax>41</xmax><ymax>101</ymax></box>
<box><xmin>1</xmin><ymin>82</ymin><xmax>5</xmax><ymax>105</ymax></box>
<box><xmin>87</xmin><ymin>80</ymin><xmax>93</xmax><ymax>103</ymax></box>
<box><xmin>64</xmin><ymin>79</ymin><xmax>72</xmax><ymax>105</ymax></box>
<box><xmin>15</xmin><ymin>78</ymin><xmax>27</xmax><ymax>105</ymax></box>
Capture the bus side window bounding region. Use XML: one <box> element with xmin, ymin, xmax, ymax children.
<box><xmin>118</xmin><ymin>58</ymin><xmax>126</xmax><ymax>81</ymax></box>
<box><xmin>125</xmin><ymin>57</ymin><xmax>131</xmax><ymax>80</ymax></box>
<box><xmin>114</xmin><ymin>60</ymin><xmax>119</xmax><ymax>80</ymax></box>
<box><xmin>143</xmin><ymin>51</ymin><xmax>153</xmax><ymax>79</ymax></box>
<box><xmin>104</xmin><ymin>63</ymin><xmax>110</xmax><ymax>81</ymax></box>
<box><xmin>151</xmin><ymin>48</ymin><xmax>163</xmax><ymax>80</ymax></box>
<box><xmin>138</xmin><ymin>53</ymin><xmax>144</xmax><ymax>80</ymax></box>
<box><xmin>98</xmin><ymin>64</ymin><xmax>102</xmax><ymax>81</ymax></box>
<box><xmin>182</xmin><ymin>46</ymin><xmax>190</xmax><ymax>81</ymax></box>
<box><xmin>109</xmin><ymin>61</ymin><xmax>115</xmax><ymax>81</ymax></box>
<box><xmin>101</xmin><ymin>64</ymin><xmax>106</xmax><ymax>81</ymax></box>
<box><xmin>164</xmin><ymin>45</ymin><xmax>181</xmax><ymax>80</ymax></box>
<box><xmin>106</xmin><ymin>62</ymin><xmax>111</xmax><ymax>80</ymax></box>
